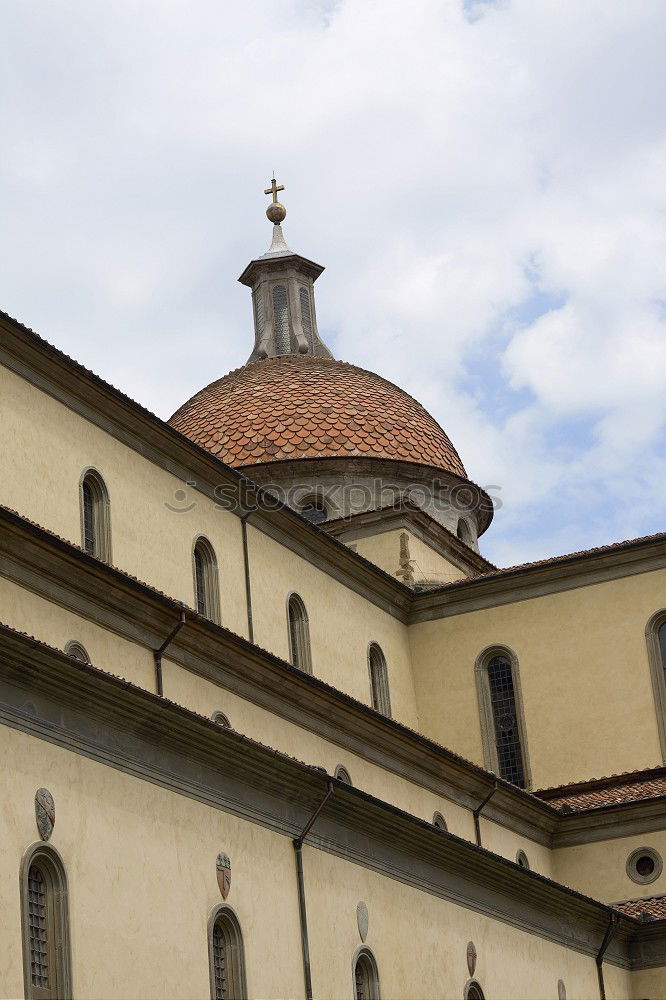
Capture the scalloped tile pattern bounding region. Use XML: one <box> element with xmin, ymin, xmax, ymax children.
<box><xmin>169</xmin><ymin>355</ymin><xmax>467</xmax><ymax>476</ymax></box>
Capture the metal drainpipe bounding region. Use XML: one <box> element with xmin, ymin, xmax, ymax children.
<box><xmin>153</xmin><ymin>610</ymin><xmax>187</xmax><ymax>696</ymax></box>
<box><xmin>240</xmin><ymin>510</ymin><xmax>254</xmax><ymax>644</ymax></box>
<box><xmin>596</xmin><ymin>913</ymin><xmax>619</xmax><ymax>1000</ymax></box>
<box><xmin>473</xmin><ymin>781</ymin><xmax>498</xmax><ymax>847</ymax></box>
<box><xmin>293</xmin><ymin>781</ymin><xmax>334</xmax><ymax>1000</ymax></box>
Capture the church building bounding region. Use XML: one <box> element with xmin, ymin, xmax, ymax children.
<box><xmin>1</xmin><ymin>182</ymin><xmax>666</xmax><ymax>999</ymax></box>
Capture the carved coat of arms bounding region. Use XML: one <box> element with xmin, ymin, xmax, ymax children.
<box><xmin>216</xmin><ymin>852</ymin><xmax>231</xmax><ymax>899</ymax></box>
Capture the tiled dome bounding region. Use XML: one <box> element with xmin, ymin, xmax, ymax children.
<box><xmin>169</xmin><ymin>355</ymin><xmax>467</xmax><ymax>478</ymax></box>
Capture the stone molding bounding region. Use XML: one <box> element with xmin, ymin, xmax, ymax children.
<box><xmin>324</xmin><ymin>503</ymin><xmax>494</xmax><ymax>577</ymax></box>
<box><xmin>1</xmin><ymin>311</ymin><xmax>665</xmax><ymax>627</ymax></box>
<box><xmin>2</xmin><ymin>504</ymin><xmax>666</xmax><ymax>850</ymax></box>
<box><xmin>0</xmin><ymin>623</ymin><xmax>662</xmax><ymax>971</ymax></box>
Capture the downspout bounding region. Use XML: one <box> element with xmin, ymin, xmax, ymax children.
<box><xmin>596</xmin><ymin>913</ymin><xmax>619</xmax><ymax>1000</ymax></box>
<box><xmin>153</xmin><ymin>609</ymin><xmax>187</xmax><ymax>696</ymax></box>
<box><xmin>293</xmin><ymin>781</ymin><xmax>334</xmax><ymax>1000</ymax></box>
<box><xmin>473</xmin><ymin>781</ymin><xmax>498</xmax><ymax>847</ymax></box>
<box><xmin>240</xmin><ymin>511</ymin><xmax>254</xmax><ymax>644</ymax></box>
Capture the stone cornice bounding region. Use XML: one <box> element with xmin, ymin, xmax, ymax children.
<box><xmin>0</xmin><ymin>623</ymin><xmax>661</xmax><ymax>971</ymax></box>
<box><xmin>1</xmin><ymin>310</ymin><xmax>664</xmax><ymax>626</ymax></box>
<box><xmin>0</xmin><ymin>310</ymin><xmax>412</xmax><ymax>623</ymax></box>
<box><xmin>323</xmin><ymin>502</ymin><xmax>495</xmax><ymax>577</ymax></box>
<box><xmin>410</xmin><ymin>534</ymin><xmax>666</xmax><ymax>622</ymax></box>
<box><xmin>4</xmin><ymin>504</ymin><xmax>666</xmax><ymax>852</ymax></box>
<box><xmin>0</xmin><ymin>504</ymin><xmax>545</xmax><ymax>832</ymax></box>
<box><xmin>553</xmin><ymin>796</ymin><xmax>666</xmax><ymax>848</ymax></box>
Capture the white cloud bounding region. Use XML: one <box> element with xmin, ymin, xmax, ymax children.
<box><xmin>1</xmin><ymin>0</ymin><xmax>665</xmax><ymax>564</ymax></box>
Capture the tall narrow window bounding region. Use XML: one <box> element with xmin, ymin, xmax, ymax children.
<box><xmin>353</xmin><ymin>948</ymin><xmax>380</xmax><ymax>1000</ymax></box>
<box><xmin>368</xmin><ymin>643</ymin><xmax>391</xmax><ymax>717</ymax></box>
<box><xmin>208</xmin><ymin>905</ymin><xmax>247</xmax><ymax>1000</ymax></box>
<box><xmin>299</xmin><ymin>287</ymin><xmax>314</xmax><ymax>350</ymax></box>
<box><xmin>21</xmin><ymin>845</ymin><xmax>72</xmax><ymax>1000</ymax></box>
<box><xmin>272</xmin><ymin>285</ymin><xmax>291</xmax><ymax>354</ymax></box>
<box><xmin>80</xmin><ymin>469</ymin><xmax>111</xmax><ymax>561</ymax></box>
<box><xmin>193</xmin><ymin>536</ymin><xmax>220</xmax><ymax>623</ymax></box>
<box><xmin>475</xmin><ymin>647</ymin><xmax>530</xmax><ymax>789</ymax></box>
<box><xmin>646</xmin><ymin>612</ymin><xmax>666</xmax><ymax>762</ymax></box>
<box><xmin>287</xmin><ymin>594</ymin><xmax>312</xmax><ymax>673</ymax></box>
<box><xmin>253</xmin><ymin>290</ymin><xmax>265</xmax><ymax>342</ymax></box>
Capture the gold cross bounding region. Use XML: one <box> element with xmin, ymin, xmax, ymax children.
<box><xmin>264</xmin><ymin>177</ymin><xmax>284</xmax><ymax>203</ymax></box>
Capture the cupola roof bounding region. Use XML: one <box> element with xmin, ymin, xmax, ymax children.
<box><xmin>169</xmin><ymin>353</ymin><xmax>467</xmax><ymax>478</ymax></box>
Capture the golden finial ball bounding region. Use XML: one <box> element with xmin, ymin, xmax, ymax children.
<box><xmin>266</xmin><ymin>201</ymin><xmax>286</xmax><ymax>224</ymax></box>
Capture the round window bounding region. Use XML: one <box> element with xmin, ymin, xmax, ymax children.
<box><xmin>626</xmin><ymin>847</ymin><xmax>663</xmax><ymax>885</ymax></box>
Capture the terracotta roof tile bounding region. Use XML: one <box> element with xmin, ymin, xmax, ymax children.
<box><xmin>613</xmin><ymin>896</ymin><xmax>666</xmax><ymax>922</ymax></box>
<box><xmin>169</xmin><ymin>355</ymin><xmax>467</xmax><ymax>478</ymax></box>
<box><xmin>535</xmin><ymin>767</ymin><xmax>666</xmax><ymax>812</ymax></box>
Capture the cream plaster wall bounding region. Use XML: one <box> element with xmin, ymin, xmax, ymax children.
<box><xmin>304</xmin><ymin>847</ymin><xmax>619</xmax><ymax>1000</ymax></box>
<box><xmin>481</xmin><ymin>818</ymin><xmax>555</xmax><ymax>879</ymax></box>
<box><xmin>0</xmin><ymin>566</ymin><xmax>474</xmax><ymax>847</ymax></box>
<box><xmin>2</xmin><ymin>721</ymin><xmax>653</xmax><ymax>1000</ymax></box>
<box><xmin>0</xmin><ymin>724</ymin><xmax>305</xmax><ymax>1000</ymax></box>
<box><xmin>629</xmin><ymin>966</ymin><xmax>666</xmax><ymax>998</ymax></box>
<box><xmin>554</xmin><ymin>831</ymin><xmax>666</xmax><ymax>903</ymax></box>
<box><xmin>0</xmin><ymin>363</ymin><xmax>421</xmax><ymax>722</ymax></box>
<box><xmin>409</xmin><ymin>571</ymin><xmax>666</xmax><ymax>788</ymax></box>
<box><xmin>162</xmin><ymin>658</ymin><xmax>475</xmax><ymax>843</ymax></box>
<box><xmin>246</xmin><ymin>524</ymin><xmax>419</xmax><ymax>728</ymax></box>
<box><xmin>349</xmin><ymin>528</ymin><xmax>468</xmax><ymax>585</ymax></box>
<box><xmin>0</xmin><ymin>365</ymin><xmax>249</xmax><ymax>639</ymax></box>
<box><xmin>0</xmin><ymin>576</ymin><xmax>155</xmax><ymax>690</ymax></box>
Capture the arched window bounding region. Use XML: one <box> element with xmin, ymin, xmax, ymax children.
<box><xmin>368</xmin><ymin>643</ymin><xmax>391</xmax><ymax>717</ymax></box>
<box><xmin>335</xmin><ymin>764</ymin><xmax>352</xmax><ymax>785</ymax></box>
<box><xmin>464</xmin><ymin>981</ymin><xmax>485</xmax><ymax>1000</ymax></box>
<box><xmin>208</xmin><ymin>905</ymin><xmax>247</xmax><ymax>1000</ymax></box>
<box><xmin>475</xmin><ymin>647</ymin><xmax>531</xmax><ymax>789</ymax></box>
<box><xmin>80</xmin><ymin>469</ymin><xmax>111</xmax><ymax>561</ymax></box>
<box><xmin>64</xmin><ymin>640</ymin><xmax>90</xmax><ymax>663</ymax></box>
<box><xmin>646</xmin><ymin>612</ymin><xmax>666</xmax><ymax>761</ymax></box>
<box><xmin>287</xmin><ymin>594</ymin><xmax>312</xmax><ymax>673</ymax></box>
<box><xmin>20</xmin><ymin>843</ymin><xmax>72</xmax><ymax>1000</ymax></box>
<box><xmin>272</xmin><ymin>284</ymin><xmax>291</xmax><ymax>354</ymax></box>
<box><xmin>432</xmin><ymin>811</ymin><xmax>448</xmax><ymax>831</ymax></box>
<box><xmin>211</xmin><ymin>711</ymin><xmax>231</xmax><ymax>729</ymax></box>
<box><xmin>193</xmin><ymin>536</ymin><xmax>220</xmax><ymax>623</ymax></box>
<box><xmin>353</xmin><ymin>947</ymin><xmax>380</xmax><ymax>1000</ymax></box>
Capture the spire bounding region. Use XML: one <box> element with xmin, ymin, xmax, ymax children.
<box><xmin>238</xmin><ymin>179</ymin><xmax>333</xmax><ymax>363</ymax></box>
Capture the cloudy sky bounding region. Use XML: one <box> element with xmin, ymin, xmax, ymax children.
<box><xmin>2</xmin><ymin>0</ymin><xmax>665</xmax><ymax>566</ymax></box>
